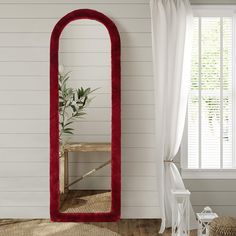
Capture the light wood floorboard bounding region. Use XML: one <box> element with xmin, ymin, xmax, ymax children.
<box><xmin>0</xmin><ymin>219</ymin><xmax>197</xmax><ymax>235</ymax></box>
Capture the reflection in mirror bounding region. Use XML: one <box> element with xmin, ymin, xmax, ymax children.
<box><xmin>58</xmin><ymin>19</ymin><xmax>111</xmax><ymax>213</ymax></box>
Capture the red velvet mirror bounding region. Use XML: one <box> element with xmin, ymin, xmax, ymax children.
<box><xmin>50</xmin><ymin>9</ymin><xmax>121</xmax><ymax>222</ymax></box>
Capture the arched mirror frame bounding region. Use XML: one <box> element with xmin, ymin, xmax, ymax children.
<box><xmin>50</xmin><ymin>9</ymin><xmax>121</xmax><ymax>222</ymax></box>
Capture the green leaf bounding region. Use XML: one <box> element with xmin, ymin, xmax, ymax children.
<box><xmin>62</xmin><ymin>76</ymin><xmax>70</xmax><ymax>86</ymax></box>
<box><xmin>76</xmin><ymin>112</ymin><xmax>86</xmax><ymax>116</ymax></box>
<box><xmin>84</xmin><ymin>88</ymin><xmax>91</xmax><ymax>97</ymax></box>
<box><xmin>71</xmin><ymin>105</ymin><xmax>76</xmax><ymax>112</ymax></box>
<box><xmin>64</xmin><ymin>121</ymin><xmax>73</xmax><ymax>127</ymax></box>
<box><xmin>64</xmin><ymin>131</ymin><xmax>73</xmax><ymax>135</ymax></box>
<box><xmin>83</xmin><ymin>96</ymin><xmax>88</xmax><ymax>106</ymax></box>
<box><xmin>91</xmin><ymin>87</ymin><xmax>100</xmax><ymax>93</ymax></box>
<box><xmin>64</xmin><ymin>128</ymin><xmax>74</xmax><ymax>131</ymax></box>
<box><xmin>58</xmin><ymin>69</ymin><xmax>98</xmax><ymax>140</ymax></box>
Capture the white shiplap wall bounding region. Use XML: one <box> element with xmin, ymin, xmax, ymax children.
<box><xmin>184</xmin><ymin>179</ymin><xmax>236</xmax><ymax>217</ymax></box>
<box><xmin>0</xmin><ymin>0</ymin><xmax>160</xmax><ymax>218</ymax></box>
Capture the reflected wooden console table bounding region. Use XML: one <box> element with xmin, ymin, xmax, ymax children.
<box><xmin>62</xmin><ymin>142</ymin><xmax>111</xmax><ymax>194</ymax></box>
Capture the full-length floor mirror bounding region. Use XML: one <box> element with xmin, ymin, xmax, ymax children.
<box><xmin>50</xmin><ymin>9</ymin><xmax>121</xmax><ymax>222</ymax></box>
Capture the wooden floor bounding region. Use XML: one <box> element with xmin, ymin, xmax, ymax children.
<box><xmin>91</xmin><ymin>220</ymin><xmax>197</xmax><ymax>236</ymax></box>
<box><xmin>0</xmin><ymin>219</ymin><xmax>197</xmax><ymax>236</ymax></box>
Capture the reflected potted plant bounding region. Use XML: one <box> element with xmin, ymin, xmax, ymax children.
<box><xmin>58</xmin><ymin>72</ymin><xmax>95</xmax><ymax>147</ymax></box>
<box><xmin>59</xmin><ymin>67</ymin><xmax>96</xmax><ymax>152</ymax></box>
<box><xmin>58</xmin><ymin>66</ymin><xmax>96</xmax><ymax>193</ymax></box>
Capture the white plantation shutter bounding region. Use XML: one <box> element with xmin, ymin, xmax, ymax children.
<box><xmin>188</xmin><ymin>16</ymin><xmax>234</xmax><ymax>169</ymax></box>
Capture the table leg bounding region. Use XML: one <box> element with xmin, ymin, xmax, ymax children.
<box><xmin>64</xmin><ymin>151</ymin><xmax>69</xmax><ymax>194</ymax></box>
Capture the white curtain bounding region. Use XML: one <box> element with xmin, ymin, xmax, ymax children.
<box><xmin>150</xmin><ymin>0</ymin><xmax>197</xmax><ymax>232</ymax></box>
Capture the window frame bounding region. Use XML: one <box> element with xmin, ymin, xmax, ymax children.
<box><xmin>181</xmin><ymin>5</ymin><xmax>236</xmax><ymax>179</ymax></box>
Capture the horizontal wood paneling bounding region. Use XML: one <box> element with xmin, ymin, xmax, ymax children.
<box><xmin>0</xmin><ymin>79</ymin><xmax>111</xmax><ymax>93</ymax></box>
<box><xmin>68</xmin><ymin>162</ymin><xmax>157</xmax><ymax>177</ymax></box>
<box><xmin>121</xmin><ymin>177</ymin><xmax>158</xmax><ymax>191</ymax></box>
<box><xmin>0</xmin><ymin>206</ymin><xmax>161</xmax><ymax>219</ymax></box>
<box><xmin>61</xmin><ymin>51</ymin><xmax>152</xmax><ymax>64</ymax></box>
<box><xmin>0</xmin><ymin>91</ymin><xmax>112</xmax><ymax>107</ymax></box>
<box><xmin>0</xmin><ymin>0</ymin><xmax>159</xmax><ymax>219</ymax></box>
<box><xmin>0</xmin><ymin>77</ymin><xmax>154</xmax><ymax>91</ymax></box>
<box><xmin>0</xmin><ymin>191</ymin><xmax>159</xmax><ymax>207</ymax></box>
<box><xmin>0</xmin><ymin>120</ymin><xmax>49</xmax><ymax>133</ymax></box>
<box><xmin>0</xmin><ymin>62</ymin><xmax>49</xmax><ymax>76</ymax></box>
<box><xmin>184</xmin><ymin>179</ymin><xmax>236</xmax><ymax>217</ymax></box>
<box><xmin>122</xmin><ymin>191</ymin><xmax>159</xmax><ymax>207</ymax></box>
<box><xmin>193</xmin><ymin>206</ymin><xmax>236</xmax><ymax>217</ymax></box>
<box><xmin>0</xmin><ymin>207</ymin><xmax>49</xmax><ymax>218</ymax></box>
<box><xmin>0</xmin><ymin>33</ymin><xmax>50</xmax><ymax>47</ymax></box>
<box><xmin>0</xmin><ymin>0</ymin><xmax>148</xmax><ymax>3</ymax></box>
<box><xmin>0</xmin><ymin>162</ymin><xmax>156</xmax><ymax>177</ymax></box>
<box><xmin>0</xmin><ymin>33</ymin><xmax>151</xmax><ymax>47</ymax></box>
<box><xmin>122</xmin><ymin>148</ymin><xmax>156</xmax><ymax>162</ymax></box>
<box><xmin>0</xmin><ymin>177</ymin><xmax>49</xmax><ymax>191</ymax></box>
<box><xmin>0</xmin><ymin>0</ymin><xmax>227</xmax><ymax>3</ymax></box>
<box><xmin>0</xmin><ymin>62</ymin><xmax>152</xmax><ymax>76</ymax></box>
<box><xmin>0</xmin><ymin>134</ymin><xmax>49</xmax><ymax>148</ymax></box>
<box><xmin>70</xmin><ymin>177</ymin><xmax>159</xmax><ymax>191</ymax></box>
<box><xmin>0</xmin><ymin>19</ymin><xmax>151</xmax><ymax>34</ymax></box>
<box><xmin>0</xmin><ymin>119</ymin><xmax>154</xmax><ymax>134</ymax></box>
<box><xmin>0</xmin><ymin>163</ymin><xmax>49</xmax><ymax>177</ymax></box>
<box><xmin>0</xmin><ymin>105</ymin><xmax>49</xmax><ymax>119</ymax></box>
<box><xmin>60</xmin><ymin>53</ymin><xmax>111</xmax><ymax>66</ymax></box>
<box><xmin>121</xmin><ymin>134</ymin><xmax>155</xmax><ymax>148</ymax></box>
<box><xmin>0</xmin><ymin>148</ymin><xmax>156</xmax><ymax>163</ymax></box>
<box><xmin>0</xmin><ymin>192</ymin><xmax>49</xmax><ymax>206</ymax></box>
<box><xmin>0</xmin><ymin>78</ymin><xmax>48</xmax><ymax>91</ymax></box>
<box><xmin>121</xmin><ymin>207</ymin><xmax>160</xmax><ymax>218</ymax></box>
<box><xmin>68</xmin><ymin>162</ymin><xmax>111</xmax><ymax>177</ymax></box>
<box><xmin>122</xmin><ymin>105</ymin><xmax>155</xmax><ymax>119</ymax></box>
<box><xmin>122</xmin><ymin>163</ymin><xmax>157</xmax><ymax>177</ymax></box>
<box><xmin>122</xmin><ymin>120</ymin><xmax>154</xmax><ymax>133</ymax></box>
<box><xmin>0</xmin><ymin>176</ymin><xmax>157</xmax><ymax>192</ymax></box>
<box><xmin>64</xmin><ymin>134</ymin><xmax>155</xmax><ymax>147</ymax></box>
<box><xmin>0</xmin><ymin>104</ymin><xmax>154</xmax><ymax>120</ymax></box>
<box><xmin>0</xmin><ymin>48</ymin><xmax>49</xmax><ymax>61</ymax></box>
<box><xmin>184</xmin><ymin>179</ymin><xmax>236</xmax><ymax>191</ymax></box>
<box><xmin>191</xmin><ymin>192</ymin><xmax>236</xmax><ymax>206</ymax></box>
<box><xmin>0</xmin><ymin>4</ymin><xmax>150</xmax><ymax>18</ymax></box>
<box><xmin>0</xmin><ymin>92</ymin><xmax>154</xmax><ymax>106</ymax></box>
<box><xmin>68</xmin><ymin>152</ymin><xmax>110</xmax><ymax>163</ymax></box>
<box><xmin>0</xmin><ymin>149</ymin><xmax>49</xmax><ymax>162</ymax></box>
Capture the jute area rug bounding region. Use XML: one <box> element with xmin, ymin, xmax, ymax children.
<box><xmin>60</xmin><ymin>191</ymin><xmax>111</xmax><ymax>213</ymax></box>
<box><xmin>0</xmin><ymin>219</ymin><xmax>120</xmax><ymax>236</ymax></box>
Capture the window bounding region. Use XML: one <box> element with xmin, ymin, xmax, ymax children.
<box><xmin>182</xmin><ymin>7</ymin><xmax>236</xmax><ymax>176</ymax></box>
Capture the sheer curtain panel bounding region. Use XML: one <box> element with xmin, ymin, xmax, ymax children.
<box><xmin>150</xmin><ymin>0</ymin><xmax>197</xmax><ymax>232</ymax></box>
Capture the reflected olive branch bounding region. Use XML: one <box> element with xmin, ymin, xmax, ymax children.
<box><xmin>58</xmin><ymin>71</ymin><xmax>98</xmax><ymax>150</ymax></box>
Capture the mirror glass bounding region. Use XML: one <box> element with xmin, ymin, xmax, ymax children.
<box><xmin>58</xmin><ymin>19</ymin><xmax>111</xmax><ymax>213</ymax></box>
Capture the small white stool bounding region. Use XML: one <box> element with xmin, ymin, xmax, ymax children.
<box><xmin>171</xmin><ymin>190</ymin><xmax>191</xmax><ymax>236</ymax></box>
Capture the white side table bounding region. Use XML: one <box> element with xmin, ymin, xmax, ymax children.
<box><xmin>171</xmin><ymin>190</ymin><xmax>191</xmax><ymax>236</ymax></box>
<box><xmin>196</xmin><ymin>212</ymin><xmax>218</xmax><ymax>236</ymax></box>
